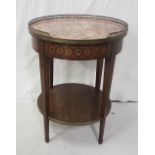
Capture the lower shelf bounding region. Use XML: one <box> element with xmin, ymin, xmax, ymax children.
<box><xmin>38</xmin><ymin>83</ymin><xmax>111</xmax><ymax>125</ymax></box>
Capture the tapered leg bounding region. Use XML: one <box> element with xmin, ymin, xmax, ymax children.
<box><xmin>95</xmin><ymin>59</ymin><xmax>104</xmax><ymax>92</ymax></box>
<box><xmin>39</xmin><ymin>53</ymin><xmax>50</xmax><ymax>143</ymax></box>
<box><xmin>50</xmin><ymin>59</ymin><xmax>53</xmax><ymax>88</ymax></box>
<box><xmin>98</xmin><ymin>54</ymin><xmax>116</xmax><ymax>144</ymax></box>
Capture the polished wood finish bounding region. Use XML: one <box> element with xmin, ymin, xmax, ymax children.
<box><xmin>29</xmin><ymin>14</ymin><xmax>128</xmax><ymax>144</ymax></box>
<box><xmin>38</xmin><ymin>84</ymin><xmax>111</xmax><ymax>125</ymax></box>
<box><xmin>32</xmin><ymin>37</ymin><xmax>123</xmax><ymax>60</ymax></box>
<box><xmin>98</xmin><ymin>52</ymin><xmax>116</xmax><ymax>144</ymax></box>
<box><xmin>39</xmin><ymin>51</ymin><xmax>50</xmax><ymax>143</ymax></box>
<box><xmin>50</xmin><ymin>59</ymin><xmax>53</xmax><ymax>88</ymax></box>
<box><xmin>44</xmin><ymin>42</ymin><xmax>112</xmax><ymax>60</ymax></box>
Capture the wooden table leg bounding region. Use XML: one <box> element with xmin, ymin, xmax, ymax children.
<box><xmin>39</xmin><ymin>53</ymin><xmax>50</xmax><ymax>143</ymax></box>
<box><xmin>98</xmin><ymin>54</ymin><xmax>116</xmax><ymax>144</ymax></box>
<box><xmin>50</xmin><ymin>59</ymin><xmax>53</xmax><ymax>88</ymax></box>
<box><xmin>95</xmin><ymin>59</ymin><xmax>103</xmax><ymax>92</ymax></box>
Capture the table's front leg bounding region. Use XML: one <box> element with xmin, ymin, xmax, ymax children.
<box><xmin>98</xmin><ymin>54</ymin><xmax>116</xmax><ymax>144</ymax></box>
<box><xmin>39</xmin><ymin>53</ymin><xmax>50</xmax><ymax>143</ymax></box>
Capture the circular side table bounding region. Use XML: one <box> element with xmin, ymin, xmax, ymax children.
<box><xmin>28</xmin><ymin>14</ymin><xmax>128</xmax><ymax>144</ymax></box>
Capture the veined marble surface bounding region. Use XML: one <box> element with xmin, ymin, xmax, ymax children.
<box><xmin>32</xmin><ymin>17</ymin><xmax>126</xmax><ymax>40</ymax></box>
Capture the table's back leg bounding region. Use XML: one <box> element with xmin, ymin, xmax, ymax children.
<box><xmin>98</xmin><ymin>54</ymin><xmax>116</xmax><ymax>144</ymax></box>
<box><xmin>39</xmin><ymin>53</ymin><xmax>50</xmax><ymax>143</ymax></box>
<box><xmin>50</xmin><ymin>59</ymin><xmax>54</xmax><ymax>88</ymax></box>
<box><xmin>95</xmin><ymin>59</ymin><xmax>104</xmax><ymax>92</ymax></box>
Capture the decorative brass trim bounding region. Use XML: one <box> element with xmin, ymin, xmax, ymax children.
<box><xmin>28</xmin><ymin>14</ymin><xmax>128</xmax><ymax>45</ymax></box>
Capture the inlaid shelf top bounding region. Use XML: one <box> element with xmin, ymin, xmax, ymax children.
<box><xmin>29</xmin><ymin>14</ymin><xmax>128</xmax><ymax>45</ymax></box>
